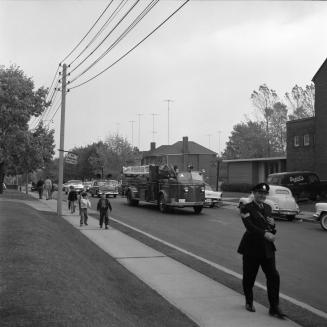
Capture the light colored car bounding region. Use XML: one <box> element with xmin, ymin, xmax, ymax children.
<box><xmin>239</xmin><ymin>185</ymin><xmax>300</xmax><ymax>221</ymax></box>
<box><xmin>204</xmin><ymin>183</ymin><xmax>222</xmax><ymax>208</ymax></box>
<box><xmin>89</xmin><ymin>180</ymin><xmax>119</xmax><ymax>198</ymax></box>
<box><xmin>62</xmin><ymin>180</ymin><xmax>84</xmax><ymax>194</ymax></box>
<box><xmin>313</xmin><ymin>203</ymin><xmax>327</xmax><ymax>231</ymax></box>
<box><xmin>83</xmin><ymin>181</ymin><xmax>93</xmax><ymax>192</ymax></box>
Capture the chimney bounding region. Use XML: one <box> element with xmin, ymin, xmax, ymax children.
<box><xmin>150</xmin><ymin>142</ymin><xmax>156</xmax><ymax>152</ymax></box>
<box><xmin>182</xmin><ymin>136</ymin><xmax>189</xmax><ymax>153</ymax></box>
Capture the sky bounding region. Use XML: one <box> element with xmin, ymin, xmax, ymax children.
<box><xmin>1</xmin><ymin>0</ymin><xmax>327</xmax><ymax>158</ymax></box>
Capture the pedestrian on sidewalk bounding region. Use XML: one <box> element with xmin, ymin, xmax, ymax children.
<box><xmin>237</xmin><ymin>183</ymin><xmax>286</xmax><ymax>319</ymax></box>
<box><xmin>44</xmin><ymin>176</ymin><xmax>52</xmax><ymax>200</ymax></box>
<box><xmin>96</xmin><ymin>193</ymin><xmax>112</xmax><ymax>229</ymax></box>
<box><xmin>79</xmin><ymin>192</ymin><xmax>91</xmax><ymax>227</ymax></box>
<box><xmin>68</xmin><ymin>186</ymin><xmax>78</xmax><ymax>213</ymax></box>
<box><xmin>36</xmin><ymin>179</ymin><xmax>44</xmax><ymax>199</ymax></box>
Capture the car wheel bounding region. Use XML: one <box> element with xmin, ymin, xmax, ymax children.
<box><xmin>320</xmin><ymin>213</ymin><xmax>327</xmax><ymax>231</ymax></box>
<box><xmin>193</xmin><ymin>206</ymin><xmax>203</xmax><ymax>214</ymax></box>
<box><xmin>287</xmin><ymin>215</ymin><xmax>295</xmax><ymax>221</ymax></box>
<box><xmin>114</xmin><ymin>195</ymin><xmax>117</xmax><ymax>198</ymax></box>
<box><xmin>159</xmin><ymin>194</ymin><xmax>168</xmax><ymax>213</ymax></box>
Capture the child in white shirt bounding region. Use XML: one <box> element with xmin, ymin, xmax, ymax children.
<box><xmin>79</xmin><ymin>192</ymin><xmax>91</xmax><ymax>226</ymax></box>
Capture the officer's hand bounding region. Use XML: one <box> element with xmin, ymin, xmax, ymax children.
<box><xmin>266</xmin><ymin>217</ymin><xmax>275</xmax><ymax>225</ymax></box>
<box><xmin>264</xmin><ymin>232</ymin><xmax>275</xmax><ymax>242</ymax></box>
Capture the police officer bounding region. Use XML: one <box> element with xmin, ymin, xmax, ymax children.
<box><xmin>237</xmin><ymin>183</ymin><xmax>286</xmax><ymax>319</ymax></box>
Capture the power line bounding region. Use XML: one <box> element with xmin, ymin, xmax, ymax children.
<box><xmin>68</xmin><ymin>0</ymin><xmax>126</xmax><ymax>67</ymax></box>
<box><xmin>69</xmin><ymin>0</ymin><xmax>190</xmax><ymax>91</ymax></box>
<box><xmin>70</xmin><ymin>0</ymin><xmax>140</xmax><ymax>75</ymax></box>
<box><xmin>69</xmin><ymin>0</ymin><xmax>158</xmax><ymax>85</ymax></box>
<box><xmin>60</xmin><ymin>1</ymin><xmax>114</xmax><ymax>64</ymax></box>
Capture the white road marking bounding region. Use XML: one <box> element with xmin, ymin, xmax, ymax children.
<box><xmin>110</xmin><ymin>216</ymin><xmax>327</xmax><ymax>320</ymax></box>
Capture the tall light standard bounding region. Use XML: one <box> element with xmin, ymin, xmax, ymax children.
<box><xmin>206</xmin><ymin>134</ymin><xmax>212</xmax><ymax>150</ymax></box>
<box><xmin>129</xmin><ymin>120</ymin><xmax>135</xmax><ymax>148</ymax></box>
<box><xmin>137</xmin><ymin>113</ymin><xmax>143</xmax><ymax>149</ymax></box>
<box><xmin>164</xmin><ymin>99</ymin><xmax>173</xmax><ymax>145</ymax></box>
<box><xmin>150</xmin><ymin>113</ymin><xmax>159</xmax><ymax>142</ymax></box>
<box><xmin>217</xmin><ymin>130</ymin><xmax>222</xmax><ymax>156</ymax></box>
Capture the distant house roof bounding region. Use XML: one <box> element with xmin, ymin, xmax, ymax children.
<box><xmin>144</xmin><ymin>140</ymin><xmax>217</xmax><ymax>157</ymax></box>
<box><xmin>312</xmin><ymin>57</ymin><xmax>327</xmax><ymax>82</ymax></box>
<box><xmin>223</xmin><ymin>156</ymin><xmax>286</xmax><ymax>163</ymax></box>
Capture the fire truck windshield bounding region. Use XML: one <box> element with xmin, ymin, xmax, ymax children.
<box><xmin>177</xmin><ymin>171</ymin><xmax>204</xmax><ymax>184</ymax></box>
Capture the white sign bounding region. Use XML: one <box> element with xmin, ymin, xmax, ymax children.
<box><xmin>123</xmin><ymin>165</ymin><xmax>149</xmax><ymax>175</ymax></box>
<box><xmin>65</xmin><ymin>152</ymin><xmax>78</xmax><ymax>165</ymax></box>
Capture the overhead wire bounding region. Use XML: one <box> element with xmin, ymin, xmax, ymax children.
<box><xmin>30</xmin><ymin>65</ymin><xmax>60</xmax><ymax>129</ymax></box>
<box><xmin>69</xmin><ymin>0</ymin><xmax>159</xmax><ymax>85</ymax></box>
<box><xmin>60</xmin><ymin>1</ymin><xmax>114</xmax><ymax>64</ymax></box>
<box><xmin>68</xmin><ymin>0</ymin><xmax>126</xmax><ymax>67</ymax></box>
<box><xmin>69</xmin><ymin>0</ymin><xmax>140</xmax><ymax>75</ymax></box>
<box><xmin>69</xmin><ymin>0</ymin><xmax>190</xmax><ymax>90</ymax></box>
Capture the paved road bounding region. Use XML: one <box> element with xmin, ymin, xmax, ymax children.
<box><xmin>86</xmin><ymin>195</ymin><xmax>326</xmax><ymax>314</ymax></box>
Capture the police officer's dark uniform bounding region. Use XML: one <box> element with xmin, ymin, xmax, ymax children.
<box><xmin>237</xmin><ymin>183</ymin><xmax>286</xmax><ymax>319</ymax></box>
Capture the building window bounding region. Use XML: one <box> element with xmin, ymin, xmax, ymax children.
<box><xmin>304</xmin><ymin>134</ymin><xmax>310</xmax><ymax>146</ymax></box>
<box><xmin>294</xmin><ymin>136</ymin><xmax>300</xmax><ymax>147</ymax></box>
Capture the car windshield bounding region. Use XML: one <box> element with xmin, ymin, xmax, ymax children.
<box><xmin>98</xmin><ymin>181</ymin><xmax>107</xmax><ymax>186</ymax></box>
<box><xmin>108</xmin><ymin>180</ymin><xmax>118</xmax><ymax>186</ymax></box>
<box><xmin>275</xmin><ymin>189</ymin><xmax>290</xmax><ymax>195</ymax></box>
<box><xmin>177</xmin><ymin>171</ymin><xmax>204</xmax><ymax>184</ymax></box>
<box><xmin>70</xmin><ymin>180</ymin><xmax>82</xmax><ymax>184</ymax></box>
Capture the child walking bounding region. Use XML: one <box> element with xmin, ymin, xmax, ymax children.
<box><xmin>67</xmin><ymin>186</ymin><xmax>78</xmax><ymax>213</ymax></box>
<box><xmin>79</xmin><ymin>192</ymin><xmax>91</xmax><ymax>227</ymax></box>
<box><xmin>96</xmin><ymin>193</ymin><xmax>112</xmax><ymax>229</ymax></box>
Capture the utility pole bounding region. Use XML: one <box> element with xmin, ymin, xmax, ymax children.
<box><xmin>137</xmin><ymin>113</ymin><xmax>143</xmax><ymax>150</ymax></box>
<box><xmin>129</xmin><ymin>120</ymin><xmax>135</xmax><ymax>148</ymax></box>
<box><xmin>164</xmin><ymin>99</ymin><xmax>173</xmax><ymax>145</ymax></box>
<box><xmin>150</xmin><ymin>113</ymin><xmax>159</xmax><ymax>141</ymax></box>
<box><xmin>57</xmin><ymin>63</ymin><xmax>67</xmax><ymax>216</ymax></box>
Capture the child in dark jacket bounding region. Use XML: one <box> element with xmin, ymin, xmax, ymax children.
<box><xmin>68</xmin><ymin>186</ymin><xmax>78</xmax><ymax>213</ymax></box>
<box><xmin>96</xmin><ymin>193</ymin><xmax>112</xmax><ymax>229</ymax></box>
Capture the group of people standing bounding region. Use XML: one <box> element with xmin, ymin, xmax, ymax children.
<box><xmin>36</xmin><ymin>176</ymin><xmax>54</xmax><ymax>200</ymax></box>
<box><xmin>67</xmin><ymin>187</ymin><xmax>112</xmax><ymax>229</ymax></box>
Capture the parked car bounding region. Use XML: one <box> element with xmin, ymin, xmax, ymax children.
<box><xmin>239</xmin><ymin>185</ymin><xmax>300</xmax><ymax>221</ymax></box>
<box><xmin>83</xmin><ymin>181</ymin><xmax>93</xmax><ymax>192</ymax></box>
<box><xmin>313</xmin><ymin>202</ymin><xmax>327</xmax><ymax>231</ymax></box>
<box><xmin>204</xmin><ymin>183</ymin><xmax>222</xmax><ymax>208</ymax></box>
<box><xmin>267</xmin><ymin>171</ymin><xmax>327</xmax><ymax>201</ymax></box>
<box><xmin>62</xmin><ymin>180</ymin><xmax>84</xmax><ymax>194</ymax></box>
<box><xmin>89</xmin><ymin>180</ymin><xmax>119</xmax><ymax>198</ymax></box>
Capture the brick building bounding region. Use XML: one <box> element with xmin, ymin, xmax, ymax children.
<box><xmin>142</xmin><ymin>136</ymin><xmax>218</xmax><ymax>185</ymax></box>
<box><xmin>287</xmin><ymin>58</ymin><xmax>327</xmax><ymax>179</ymax></box>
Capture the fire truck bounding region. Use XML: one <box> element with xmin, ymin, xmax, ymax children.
<box><xmin>122</xmin><ymin>164</ymin><xmax>205</xmax><ymax>214</ymax></box>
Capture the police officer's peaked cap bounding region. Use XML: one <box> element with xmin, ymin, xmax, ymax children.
<box><xmin>252</xmin><ymin>183</ymin><xmax>269</xmax><ymax>194</ymax></box>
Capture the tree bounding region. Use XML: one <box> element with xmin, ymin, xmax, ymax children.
<box><xmin>251</xmin><ymin>84</ymin><xmax>279</xmax><ymax>156</ymax></box>
<box><xmin>285</xmin><ymin>84</ymin><xmax>315</xmax><ymax>120</ymax></box>
<box><xmin>0</xmin><ymin>65</ymin><xmax>54</xmax><ymax>193</ymax></box>
<box><xmin>269</xmin><ymin>102</ymin><xmax>287</xmax><ymax>155</ymax></box>
<box><xmin>223</xmin><ymin>121</ymin><xmax>268</xmax><ymax>159</ymax></box>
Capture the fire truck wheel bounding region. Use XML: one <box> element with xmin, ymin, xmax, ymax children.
<box><xmin>193</xmin><ymin>206</ymin><xmax>203</xmax><ymax>214</ymax></box>
<box><xmin>159</xmin><ymin>195</ymin><xmax>168</xmax><ymax>213</ymax></box>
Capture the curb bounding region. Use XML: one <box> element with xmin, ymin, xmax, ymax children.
<box><xmin>222</xmin><ymin>200</ymin><xmax>318</xmax><ymax>224</ymax></box>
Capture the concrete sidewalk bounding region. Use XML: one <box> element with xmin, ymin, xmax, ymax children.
<box><xmin>22</xmin><ymin>193</ymin><xmax>299</xmax><ymax>327</ymax></box>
